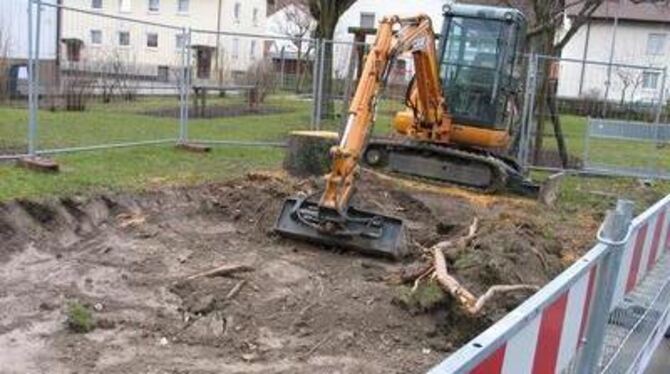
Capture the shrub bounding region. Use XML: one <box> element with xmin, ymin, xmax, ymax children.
<box><xmin>66</xmin><ymin>301</ymin><xmax>95</xmax><ymax>333</ymax></box>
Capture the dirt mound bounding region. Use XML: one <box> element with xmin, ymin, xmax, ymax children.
<box><xmin>0</xmin><ymin>172</ymin><xmax>597</xmax><ymax>373</ymax></box>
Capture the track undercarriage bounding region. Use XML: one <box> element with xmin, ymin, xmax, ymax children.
<box><xmin>362</xmin><ymin>138</ymin><xmax>541</xmax><ymax>197</ymax></box>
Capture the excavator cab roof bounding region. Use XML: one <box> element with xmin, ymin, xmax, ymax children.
<box><xmin>442</xmin><ymin>3</ymin><xmax>526</xmax><ymax>24</ymax></box>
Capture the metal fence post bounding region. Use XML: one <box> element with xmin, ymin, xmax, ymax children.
<box><xmin>178</xmin><ymin>26</ymin><xmax>187</xmax><ymax>143</ymax></box>
<box><xmin>27</xmin><ymin>0</ymin><xmax>42</xmax><ymax>157</ymax></box>
<box><xmin>652</xmin><ymin>68</ymin><xmax>666</xmax><ymax>178</ymax></box>
<box><xmin>183</xmin><ymin>27</ymin><xmax>192</xmax><ymax>142</ymax></box>
<box><xmin>315</xmin><ymin>39</ymin><xmax>326</xmax><ymax>131</ymax></box>
<box><xmin>521</xmin><ymin>54</ymin><xmax>538</xmax><ymax>169</ymax></box>
<box><xmin>578</xmin><ymin>199</ymin><xmax>634</xmax><ymax>373</ymax></box>
<box><xmin>583</xmin><ymin>116</ymin><xmax>591</xmax><ymax>170</ymax></box>
<box><xmin>662</xmin><ymin>69</ymin><xmax>669</xmax><ymax>124</ymax></box>
<box><xmin>310</xmin><ymin>39</ymin><xmax>320</xmax><ymax>130</ymax></box>
<box><xmin>518</xmin><ymin>53</ymin><xmax>536</xmax><ymax>170</ymax></box>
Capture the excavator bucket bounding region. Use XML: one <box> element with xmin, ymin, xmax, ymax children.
<box><xmin>274</xmin><ymin>197</ymin><xmax>406</xmax><ymax>259</ymax></box>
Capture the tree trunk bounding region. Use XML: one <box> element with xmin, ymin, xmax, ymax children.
<box><xmin>533</xmin><ymin>70</ymin><xmax>549</xmax><ymax>164</ymax></box>
<box><xmin>319</xmin><ymin>39</ymin><xmax>335</xmax><ymax>120</ymax></box>
<box><xmin>284</xmin><ymin>130</ymin><xmax>338</xmax><ymax>177</ymax></box>
<box><xmin>547</xmin><ymin>80</ymin><xmax>569</xmax><ymax>168</ymax></box>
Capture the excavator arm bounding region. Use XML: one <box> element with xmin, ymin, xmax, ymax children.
<box><xmin>274</xmin><ymin>15</ymin><xmax>448</xmax><ymax>258</ymax></box>
<box><xmin>321</xmin><ymin>14</ymin><xmax>449</xmax><ymax>213</ymax></box>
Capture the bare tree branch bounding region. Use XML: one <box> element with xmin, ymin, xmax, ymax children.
<box><xmin>555</xmin><ymin>0</ymin><xmax>602</xmax><ymax>51</ymax></box>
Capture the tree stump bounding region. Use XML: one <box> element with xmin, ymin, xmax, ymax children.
<box><xmin>284</xmin><ymin>131</ymin><xmax>339</xmax><ymax>177</ymax></box>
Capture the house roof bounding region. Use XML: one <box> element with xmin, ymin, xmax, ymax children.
<box><xmin>569</xmin><ymin>0</ymin><xmax>670</xmax><ymax>24</ymax></box>
<box><xmin>460</xmin><ymin>0</ymin><xmax>670</xmax><ymax>26</ymax></box>
<box><xmin>267</xmin><ymin>0</ymin><xmax>307</xmax><ymax>16</ymax></box>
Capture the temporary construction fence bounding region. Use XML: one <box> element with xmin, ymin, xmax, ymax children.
<box><xmin>582</xmin><ymin>118</ymin><xmax>670</xmax><ymax>180</ymax></box>
<box><xmin>1</xmin><ymin>0</ymin><xmax>319</xmax><ymax>161</ymax></box>
<box><xmin>311</xmin><ymin>38</ymin><xmax>408</xmax><ymax>135</ymax></box>
<box><xmin>429</xmin><ymin>195</ymin><xmax>670</xmax><ymax>373</ymax></box>
<box><xmin>310</xmin><ymin>47</ymin><xmax>670</xmax><ymax>182</ymax></box>
<box><xmin>517</xmin><ymin>54</ymin><xmax>668</xmax><ymax>179</ymax></box>
<box><xmin>6</xmin><ymin>0</ymin><xmax>670</xmax><ymax>183</ymax></box>
<box><xmin>0</xmin><ymin>0</ymin><xmax>433</xmax><ymax>161</ymax></box>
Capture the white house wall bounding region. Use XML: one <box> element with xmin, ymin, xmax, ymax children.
<box><xmin>334</xmin><ymin>0</ymin><xmax>447</xmax><ymax>41</ymax></box>
<box><xmin>559</xmin><ymin>21</ymin><xmax>670</xmax><ymax>103</ymax></box>
<box><xmin>0</xmin><ymin>0</ymin><xmax>58</xmax><ymax>60</ymax></box>
<box><xmin>60</xmin><ymin>0</ymin><xmax>266</xmax><ymax>74</ymax></box>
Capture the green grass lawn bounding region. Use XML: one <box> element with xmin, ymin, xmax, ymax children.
<box><xmin>0</xmin><ymin>94</ymin><xmax>668</xmax><ymax>210</ymax></box>
<box><xmin>0</xmin><ymin>94</ymin><xmax>313</xmax><ymax>152</ymax></box>
<box><xmin>0</xmin><ymin>145</ymin><xmax>283</xmax><ymax>201</ymax></box>
<box><xmin>0</xmin><ymin>94</ymin><xmax>304</xmax><ymax>201</ymax></box>
<box><xmin>538</xmin><ymin>115</ymin><xmax>670</xmax><ymax>171</ymax></box>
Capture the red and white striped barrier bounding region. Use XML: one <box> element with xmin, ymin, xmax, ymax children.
<box><xmin>467</xmin><ymin>265</ymin><xmax>598</xmax><ymax>374</ymax></box>
<box><xmin>611</xmin><ymin>201</ymin><xmax>670</xmax><ymax>310</ymax></box>
<box><xmin>430</xmin><ymin>195</ymin><xmax>670</xmax><ymax>374</ymax></box>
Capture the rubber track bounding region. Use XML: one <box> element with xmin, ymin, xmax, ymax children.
<box><xmin>363</xmin><ymin>138</ymin><xmax>512</xmax><ymax>194</ymax></box>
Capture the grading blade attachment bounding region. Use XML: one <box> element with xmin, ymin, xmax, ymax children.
<box><xmin>274</xmin><ymin>197</ymin><xmax>405</xmax><ymax>259</ymax></box>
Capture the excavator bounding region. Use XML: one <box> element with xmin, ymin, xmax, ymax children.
<box><xmin>275</xmin><ymin>3</ymin><xmax>544</xmax><ymax>258</ymax></box>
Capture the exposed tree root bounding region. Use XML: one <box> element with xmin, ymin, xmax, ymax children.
<box><xmin>422</xmin><ymin>218</ymin><xmax>539</xmax><ymax>314</ymax></box>
<box><xmin>432</xmin><ymin>218</ymin><xmax>479</xmax><ymax>252</ymax></box>
<box><xmin>186</xmin><ymin>264</ymin><xmax>254</xmax><ymax>281</ymax></box>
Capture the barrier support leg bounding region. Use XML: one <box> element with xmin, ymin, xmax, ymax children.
<box><xmin>577</xmin><ymin>199</ymin><xmax>634</xmax><ymax>373</ymax></box>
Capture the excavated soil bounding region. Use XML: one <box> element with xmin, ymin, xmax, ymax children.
<box><xmin>0</xmin><ymin>172</ymin><xmax>599</xmax><ymax>373</ymax></box>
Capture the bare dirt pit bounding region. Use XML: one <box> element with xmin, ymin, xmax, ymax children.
<box><xmin>143</xmin><ymin>104</ymin><xmax>291</xmax><ymax>119</ymax></box>
<box><xmin>0</xmin><ymin>172</ymin><xmax>599</xmax><ymax>373</ymax></box>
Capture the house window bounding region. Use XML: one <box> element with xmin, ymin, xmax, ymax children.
<box><xmin>647</xmin><ymin>33</ymin><xmax>667</xmax><ymax>56</ymax></box>
<box><xmin>147</xmin><ymin>33</ymin><xmax>158</xmax><ymax>48</ymax></box>
<box><xmin>148</xmin><ymin>0</ymin><xmax>159</xmax><ymax>12</ymax></box>
<box><xmin>643</xmin><ymin>71</ymin><xmax>660</xmax><ymax>89</ymax></box>
<box><xmin>250</xmin><ymin>40</ymin><xmax>256</xmax><ymax>59</ymax></box>
<box><xmin>119</xmin><ymin>0</ymin><xmax>131</xmax><ymax>12</ymax></box>
<box><xmin>158</xmin><ymin>65</ymin><xmax>169</xmax><ymax>82</ymax></box>
<box><xmin>63</xmin><ymin>39</ymin><xmax>83</xmax><ymax>62</ymax></box>
<box><xmin>90</xmin><ymin>30</ymin><xmax>102</xmax><ymax>45</ymax></box>
<box><xmin>177</xmin><ymin>0</ymin><xmax>189</xmax><ymax>13</ymax></box>
<box><xmin>234</xmin><ymin>2</ymin><xmax>241</xmax><ymax>22</ymax></box>
<box><xmin>118</xmin><ymin>31</ymin><xmax>130</xmax><ymax>46</ymax></box>
<box><xmin>360</xmin><ymin>12</ymin><xmax>375</xmax><ymax>28</ymax></box>
<box><xmin>232</xmin><ymin>38</ymin><xmax>239</xmax><ymax>59</ymax></box>
<box><xmin>175</xmin><ymin>34</ymin><xmax>185</xmax><ymax>49</ymax></box>
<box><xmin>91</xmin><ymin>0</ymin><xmax>103</xmax><ymax>9</ymax></box>
<box><xmin>253</xmin><ymin>8</ymin><xmax>259</xmax><ymax>26</ymax></box>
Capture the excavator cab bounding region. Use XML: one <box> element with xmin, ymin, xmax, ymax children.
<box><xmin>439</xmin><ymin>4</ymin><xmax>526</xmax><ymax>131</ymax></box>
